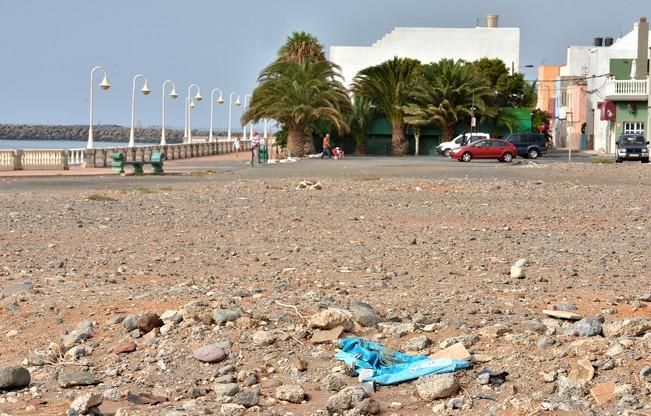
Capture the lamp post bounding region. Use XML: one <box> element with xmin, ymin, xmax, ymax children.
<box><xmin>209</xmin><ymin>88</ymin><xmax>225</xmax><ymax>143</ymax></box>
<box><xmin>184</xmin><ymin>84</ymin><xmax>202</xmax><ymax>144</ymax></box>
<box><xmin>87</xmin><ymin>66</ymin><xmax>111</xmax><ymax>149</ymax></box>
<box><xmin>160</xmin><ymin>80</ymin><xmax>179</xmax><ymax>145</ymax></box>
<box><xmin>263</xmin><ymin>119</ymin><xmax>268</xmax><ymax>144</ymax></box>
<box><xmin>228</xmin><ymin>92</ymin><xmax>241</xmax><ymax>140</ymax></box>
<box><xmin>129</xmin><ymin>74</ymin><xmax>152</xmax><ymax>148</ymax></box>
<box><xmin>243</xmin><ymin>94</ymin><xmax>253</xmax><ymax>141</ymax></box>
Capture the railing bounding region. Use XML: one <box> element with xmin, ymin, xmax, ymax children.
<box><xmin>0</xmin><ymin>150</ymin><xmax>15</xmax><ymax>171</ymax></box>
<box><xmin>21</xmin><ymin>150</ymin><xmax>69</xmax><ymax>170</ymax></box>
<box><xmin>69</xmin><ymin>148</ymin><xmax>86</xmax><ymax>165</ymax></box>
<box><xmin>1</xmin><ymin>137</ymin><xmax>281</xmax><ymax>171</ymax></box>
<box><xmin>605</xmin><ymin>79</ymin><xmax>648</xmax><ymax>98</ymax></box>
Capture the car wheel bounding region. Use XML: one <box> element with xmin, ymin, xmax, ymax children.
<box><xmin>443</xmin><ymin>149</ymin><xmax>451</xmax><ymax>157</ymax></box>
<box><xmin>615</xmin><ymin>157</ymin><xmax>623</xmax><ymax>163</ymax></box>
<box><xmin>528</xmin><ymin>148</ymin><xmax>539</xmax><ymax>159</ymax></box>
<box><xmin>502</xmin><ymin>152</ymin><xmax>513</xmax><ymax>163</ymax></box>
<box><xmin>461</xmin><ymin>152</ymin><xmax>472</xmax><ymax>162</ymax></box>
<box><xmin>642</xmin><ymin>158</ymin><xmax>650</xmax><ymax>164</ymax></box>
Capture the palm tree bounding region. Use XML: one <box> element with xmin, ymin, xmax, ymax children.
<box><xmin>278</xmin><ymin>32</ymin><xmax>326</xmax><ymax>64</ymax></box>
<box><xmin>352</xmin><ymin>57</ymin><xmax>421</xmax><ymax>156</ymax></box>
<box><xmin>406</xmin><ymin>59</ymin><xmax>492</xmax><ymax>142</ymax></box>
<box><xmin>348</xmin><ymin>95</ymin><xmax>376</xmax><ymax>154</ymax></box>
<box><xmin>242</xmin><ymin>60</ymin><xmax>351</xmax><ymax>157</ymax></box>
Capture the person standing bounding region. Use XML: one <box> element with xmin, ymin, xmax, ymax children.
<box><xmin>321</xmin><ymin>133</ymin><xmax>331</xmax><ymax>159</ymax></box>
<box><xmin>251</xmin><ymin>131</ymin><xmax>261</xmax><ymax>166</ymax></box>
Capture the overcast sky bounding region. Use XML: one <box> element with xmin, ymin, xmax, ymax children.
<box><xmin>0</xmin><ymin>0</ymin><xmax>649</xmax><ymax>129</ymax></box>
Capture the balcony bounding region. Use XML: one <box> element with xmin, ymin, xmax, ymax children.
<box><xmin>604</xmin><ymin>79</ymin><xmax>649</xmax><ymax>101</ymax></box>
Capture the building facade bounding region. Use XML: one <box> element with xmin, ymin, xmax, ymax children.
<box><xmin>330</xmin><ymin>15</ymin><xmax>520</xmax><ymax>86</ymax></box>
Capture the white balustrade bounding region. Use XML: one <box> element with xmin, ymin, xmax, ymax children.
<box><xmin>21</xmin><ymin>150</ymin><xmax>68</xmax><ymax>170</ymax></box>
<box><xmin>0</xmin><ymin>151</ymin><xmax>15</xmax><ymax>171</ymax></box>
<box><xmin>68</xmin><ymin>148</ymin><xmax>86</xmax><ymax>165</ymax></box>
<box><xmin>605</xmin><ymin>79</ymin><xmax>648</xmax><ymax>98</ymax></box>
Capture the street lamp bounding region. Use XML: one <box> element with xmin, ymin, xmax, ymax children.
<box><xmin>184</xmin><ymin>84</ymin><xmax>202</xmax><ymax>143</ymax></box>
<box><xmin>209</xmin><ymin>88</ymin><xmax>225</xmax><ymax>143</ymax></box>
<box><xmin>243</xmin><ymin>94</ymin><xmax>253</xmax><ymax>141</ymax></box>
<box><xmin>228</xmin><ymin>92</ymin><xmax>241</xmax><ymax>141</ymax></box>
<box><xmin>160</xmin><ymin>80</ymin><xmax>178</xmax><ymax>145</ymax></box>
<box><xmin>129</xmin><ymin>74</ymin><xmax>151</xmax><ymax>148</ymax></box>
<box><xmin>87</xmin><ymin>66</ymin><xmax>111</xmax><ymax>149</ymax></box>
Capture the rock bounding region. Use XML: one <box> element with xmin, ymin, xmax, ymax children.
<box><xmin>137</xmin><ymin>313</ymin><xmax>163</xmax><ymax>334</ymax></box>
<box><xmin>570</xmin><ymin>318</ymin><xmax>603</xmax><ymax>337</ymax></box>
<box><xmin>431</xmin><ymin>342</ymin><xmax>471</xmax><ymax>361</ymax></box>
<box><xmin>447</xmin><ymin>397</ymin><xmax>464</xmax><ymax>409</ymax></box>
<box><xmin>232</xmin><ymin>389</ymin><xmax>260</xmax><ymax>408</ymax></box>
<box><xmin>327</xmin><ymin>386</ymin><xmax>368</xmax><ymax>413</ymax></box>
<box><xmin>556</xmin><ymin>375</ymin><xmax>585</xmax><ymax>402</ymax></box>
<box><xmin>543</xmin><ymin>310</ymin><xmax>583</xmax><ymax>321</ymax></box>
<box><xmin>58</xmin><ymin>371</ymin><xmax>101</xmax><ymax>388</ymax></box>
<box><xmin>606</xmin><ymin>343</ymin><xmax>624</xmax><ymax>357</ymax></box>
<box><xmin>251</xmin><ymin>330</ymin><xmax>276</xmax><ymax>346</ymax></box>
<box><xmin>416</xmin><ymin>374</ymin><xmax>459</xmax><ymax>401</ymax></box>
<box><xmin>242</xmin><ymin>373</ymin><xmax>258</xmax><ymax>387</ymax></box>
<box><xmin>524</xmin><ymin>320</ymin><xmax>547</xmax><ymax>334</ymax></box>
<box><xmin>555</xmin><ymin>303</ymin><xmax>577</xmax><ymax>312</ymax></box>
<box><xmin>220</xmin><ymin>403</ymin><xmax>246</xmax><ymax>416</ymax></box>
<box><xmin>64</xmin><ymin>346</ymin><xmax>88</xmax><ymax>361</ymax></box>
<box><xmin>193</xmin><ymin>344</ymin><xmax>227</xmax><ymax>363</ymax></box>
<box><xmin>292</xmin><ymin>357</ymin><xmax>308</xmax><ymax>372</ymax></box>
<box><xmin>640</xmin><ymin>366</ymin><xmax>651</xmax><ymax>379</ymax></box>
<box><xmin>438</xmin><ymin>334</ymin><xmax>479</xmax><ymax>349</ymax></box>
<box><xmin>69</xmin><ymin>393</ymin><xmax>102</xmax><ymax>414</ymax></box>
<box><xmin>160</xmin><ymin>310</ymin><xmax>178</xmax><ymax>321</ymax></box>
<box><xmin>477</xmin><ymin>373</ymin><xmax>491</xmax><ymax>385</ymax></box>
<box><xmin>309</xmin><ymin>308</ymin><xmax>354</xmax><ymax>330</ymax></box>
<box><xmin>213</xmin><ymin>383</ymin><xmax>239</xmax><ymax>397</ymax></box>
<box><xmin>590</xmin><ymin>381</ymin><xmax>616</xmax><ymax>405</ymax></box>
<box><xmin>122</xmin><ymin>315</ymin><xmax>138</xmax><ymax>331</ymax></box>
<box><xmin>568</xmin><ymin>359</ymin><xmax>594</xmax><ymax>385</ymax></box>
<box><xmin>114</xmin><ymin>341</ymin><xmax>137</xmax><ymax>354</ymax></box>
<box><xmin>537</xmin><ymin>337</ymin><xmax>557</xmax><ymax>350</ymax></box>
<box><xmin>403</xmin><ymin>335</ymin><xmax>431</xmax><ymax>352</ymax></box>
<box><xmin>510</xmin><ymin>266</ymin><xmax>525</xmax><ymax>279</ymax></box>
<box><xmin>514</xmin><ymin>258</ymin><xmax>528</xmax><ymax>267</ymax></box>
<box><xmin>377</xmin><ymin>322</ymin><xmax>416</xmax><ymax>337</ymax></box>
<box><xmin>213</xmin><ymin>308</ymin><xmax>242</xmax><ymax>325</ymax></box>
<box><xmin>274</xmin><ymin>384</ymin><xmax>305</xmax><ymax>403</ymax></box>
<box><xmin>0</xmin><ymin>366</ymin><xmax>30</xmax><ymax>390</ymax></box>
<box><xmin>349</xmin><ymin>301</ymin><xmax>381</xmax><ymax>327</ymax></box>
<box><xmin>355</xmin><ymin>398</ymin><xmax>381</xmax><ymax>415</ymax></box>
<box><xmin>102</xmin><ymin>388</ymin><xmax>122</xmax><ymax>401</ymax></box>
<box><xmin>311</xmin><ymin>326</ymin><xmax>345</xmax><ymax>344</ymax></box>
<box><xmin>321</xmin><ymin>372</ymin><xmax>348</xmax><ymax>392</ymax></box>
<box><xmin>602</xmin><ymin>318</ymin><xmax>651</xmax><ymax>338</ymax></box>
<box><xmin>0</xmin><ymin>281</ymin><xmax>33</xmax><ymax>297</ymax></box>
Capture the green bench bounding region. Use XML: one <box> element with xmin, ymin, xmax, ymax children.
<box><xmin>111</xmin><ymin>152</ymin><xmax>165</xmax><ymax>175</ymax></box>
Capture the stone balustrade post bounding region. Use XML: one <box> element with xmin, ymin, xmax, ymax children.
<box><xmin>63</xmin><ymin>150</ymin><xmax>70</xmax><ymax>170</ymax></box>
<box><xmin>84</xmin><ymin>149</ymin><xmax>96</xmax><ymax>168</ymax></box>
<box><xmin>14</xmin><ymin>150</ymin><xmax>23</xmax><ymax>170</ymax></box>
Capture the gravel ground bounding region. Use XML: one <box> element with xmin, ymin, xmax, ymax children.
<box><xmin>1</xmin><ymin>158</ymin><xmax>651</xmax><ymax>416</ymax></box>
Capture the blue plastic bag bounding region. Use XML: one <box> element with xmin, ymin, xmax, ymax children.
<box><xmin>335</xmin><ymin>337</ymin><xmax>471</xmax><ymax>385</ymax></box>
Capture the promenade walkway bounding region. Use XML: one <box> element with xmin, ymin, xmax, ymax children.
<box><xmin>0</xmin><ymin>152</ymin><xmax>251</xmax><ymax>177</ymax></box>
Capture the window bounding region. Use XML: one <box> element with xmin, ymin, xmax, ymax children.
<box><xmin>623</xmin><ymin>122</ymin><xmax>645</xmax><ymax>135</ymax></box>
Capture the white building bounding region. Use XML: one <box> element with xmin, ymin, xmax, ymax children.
<box><xmin>561</xmin><ymin>18</ymin><xmax>651</xmax><ymax>153</ymax></box>
<box><xmin>330</xmin><ymin>15</ymin><xmax>520</xmax><ymax>86</ymax></box>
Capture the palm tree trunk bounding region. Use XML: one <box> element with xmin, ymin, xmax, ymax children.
<box><xmin>441</xmin><ymin>125</ymin><xmax>456</xmax><ymax>142</ymax></box>
<box><xmin>287</xmin><ymin>127</ymin><xmax>305</xmax><ymax>157</ymax></box>
<box><xmin>391</xmin><ymin>123</ymin><xmax>408</xmax><ymax>156</ymax></box>
<box><xmin>354</xmin><ymin>133</ymin><xmax>367</xmax><ymax>155</ymax></box>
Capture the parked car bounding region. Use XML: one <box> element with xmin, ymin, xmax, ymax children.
<box><xmin>436</xmin><ymin>132</ymin><xmax>490</xmax><ymax>156</ymax></box>
<box><xmin>502</xmin><ymin>132</ymin><xmax>548</xmax><ymax>159</ymax></box>
<box><xmin>449</xmin><ymin>139</ymin><xmax>517</xmax><ymax>163</ymax></box>
<box><xmin>615</xmin><ymin>134</ymin><xmax>650</xmax><ymax>163</ymax></box>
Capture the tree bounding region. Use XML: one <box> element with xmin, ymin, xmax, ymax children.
<box><xmin>277</xmin><ymin>32</ymin><xmax>326</xmax><ymax>63</ymax></box>
<box><xmin>348</xmin><ymin>95</ymin><xmax>376</xmax><ymax>154</ymax></box>
<box><xmin>241</xmin><ymin>60</ymin><xmax>351</xmax><ymax>157</ymax></box>
<box><xmin>352</xmin><ymin>57</ymin><xmax>421</xmax><ymax>155</ymax></box>
<box><xmin>469</xmin><ymin>58</ymin><xmax>510</xmax><ymax>87</ymax></box>
<box><xmin>405</xmin><ymin>59</ymin><xmax>492</xmax><ymax>142</ymax></box>
<box><xmin>495</xmin><ymin>72</ymin><xmax>537</xmax><ymax>107</ymax></box>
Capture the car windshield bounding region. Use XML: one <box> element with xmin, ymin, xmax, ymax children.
<box><xmin>620</xmin><ymin>135</ymin><xmax>645</xmax><ymax>145</ymax></box>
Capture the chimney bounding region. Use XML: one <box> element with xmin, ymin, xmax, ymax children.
<box><xmin>634</xmin><ymin>17</ymin><xmax>649</xmax><ymax>79</ymax></box>
<box><xmin>486</xmin><ymin>14</ymin><xmax>499</xmax><ymax>28</ymax></box>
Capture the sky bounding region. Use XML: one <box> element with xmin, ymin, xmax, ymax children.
<box><xmin>0</xmin><ymin>0</ymin><xmax>649</xmax><ymax>131</ymax></box>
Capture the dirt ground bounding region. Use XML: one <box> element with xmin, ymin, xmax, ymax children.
<box><xmin>1</xmin><ymin>157</ymin><xmax>651</xmax><ymax>416</ymax></box>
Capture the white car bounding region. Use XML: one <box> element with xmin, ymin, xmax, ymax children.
<box><xmin>436</xmin><ymin>133</ymin><xmax>490</xmax><ymax>156</ymax></box>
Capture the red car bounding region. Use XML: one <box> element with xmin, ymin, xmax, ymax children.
<box><xmin>449</xmin><ymin>139</ymin><xmax>517</xmax><ymax>163</ymax></box>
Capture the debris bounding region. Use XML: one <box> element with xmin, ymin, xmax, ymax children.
<box><xmin>310</xmin><ymin>326</ymin><xmax>345</xmax><ymax>344</ymax></box>
<box><xmin>431</xmin><ymin>342</ymin><xmax>471</xmax><ymax>361</ymax></box>
<box><xmin>568</xmin><ymin>359</ymin><xmax>594</xmax><ymax>385</ymax></box>
<box><xmin>590</xmin><ymin>381</ymin><xmax>616</xmax><ymax>405</ymax></box>
<box><xmin>126</xmin><ymin>392</ymin><xmax>167</xmax><ymax>405</ymax></box>
<box><xmin>542</xmin><ymin>310</ymin><xmax>583</xmax><ymax>321</ymax></box>
<box><xmin>416</xmin><ymin>374</ymin><xmax>460</xmax><ymax>400</ymax></box>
